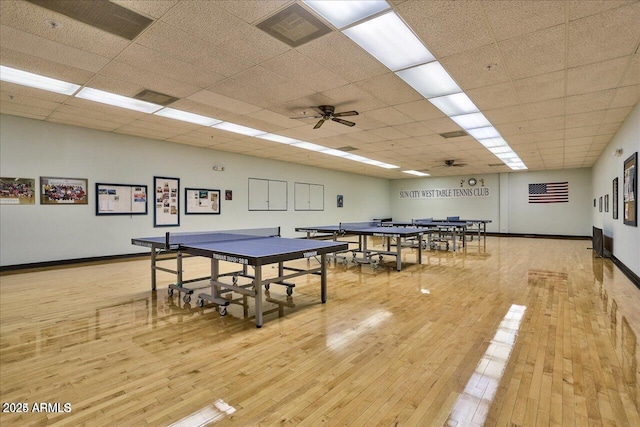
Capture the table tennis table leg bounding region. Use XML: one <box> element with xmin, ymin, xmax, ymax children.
<box><xmin>254</xmin><ymin>264</ymin><xmax>263</xmax><ymax>328</ymax></box>
<box><xmin>418</xmin><ymin>234</ymin><xmax>423</xmax><ymax>265</ymax></box>
<box><xmin>210</xmin><ymin>258</ymin><xmax>220</xmax><ymax>299</ymax></box>
<box><xmin>396</xmin><ymin>237</ymin><xmax>402</xmax><ymax>271</ymax></box>
<box><xmin>321</xmin><ymin>253</ymin><xmax>327</xmax><ymax>303</ymax></box>
<box><xmin>150</xmin><ymin>248</ymin><xmax>157</xmax><ymax>290</ymax></box>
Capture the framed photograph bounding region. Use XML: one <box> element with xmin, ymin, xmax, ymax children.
<box><xmin>154</xmin><ymin>176</ymin><xmax>180</xmax><ymax>227</ymax></box>
<box><xmin>599</xmin><ymin>196</ymin><xmax>603</xmax><ymax>212</ymax></box>
<box><xmin>225</xmin><ymin>190</ymin><xmax>232</xmax><ymax>201</ymax></box>
<box><xmin>593</xmin><ymin>198</ymin><xmax>596</xmax><ymax>208</ymax></box>
<box><xmin>623</xmin><ymin>152</ymin><xmax>637</xmax><ymax>226</ymax></box>
<box><xmin>185</xmin><ymin>188</ymin><xmax>220</xmax><ymax>214</ymax></box>
<box><xmin>604</xmin><ymin>194</ymin><xmax>609</xmax><ymax>212</ymax></box>
<box><xmin>96</xmin><ymin>183</ymin><xmax>147</xmax><ymax>215</ymax></box>
<box><xmin>0</xmin><ymin>177</ymin><xmax>35</xmax><ymax>205</ymax></box>
<box><xmin>337</xmin><ymin>194</ymin><xmax>344</xmax><ymax>208</ymax></box>
<box><xmin>613</xmin><ymin>177</ymin><xmax>618</xmax><ymax>219</ymax></box>
<box><xmin>40</xmin><ymin>177</ymin><xmax>88</xmax><ymax>205</ymax></box>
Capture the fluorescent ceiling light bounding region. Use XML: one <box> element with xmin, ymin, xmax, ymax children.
<box><xmin>428</xmin><ymin>93</ymin><xmax>479</xmax><ymax>116</ymax></box>
<box><xmin>255</xmin><ymin>133</ymin><xmax>301</xmax><ymax>144</ymax></box>
<box><xmin>396</xmin><ymin>62</ymin><xmax>461</xmax><ymax>98</ymax></box>
<box><xmin>291</xmin><ymin>141</ymin><xmax>327</xmax><ymax>152</ymax></box>
<box><xmin>0</xmin><ymin>65</ymin><xmax>80</xmax><ymax>95</ymax></box>
<box><xmin>343</xmin><ymin>11</ymin><xmax>435</xmax><ymax>72</ymax></box>
<box><xmin>403</xmin><ymin>170</ymin><xmax>430</xmax><ymax>176</ymax></box>
<box><xmin>76</xmin><ymin>87</ymin><xmax>163</xmax><ymax>113</ymax></box>
<box><xmin>488</xmin><ymin>146</ymin><xmax>512</xmax><ymax>154</ymax></box>
<box><xmin>450</xmin><ymin>112</ymin><xmax>492</xmax><ymax>130</ymax></box>
<box><xmin>468</xmin><ymin>126</ymin><xmax>501</xmax><ymax>140</ymax></box>
<box><xmin>303</xmin><ymin>0</ymin><xmax>390</xmax><ymax>29</ymax></box>
<box><xmin>212</xmin><ymin>122</ymin><xmax>266</xmax><ymax>137</ymax></box>
<box><xmin>154</xmin><ymin>108</ymin><xmax>221</xmax><ymax>126</ymax></box>
<box><xmin>321</xmin><ymin>148</ymin><xmax>353</xmax><ymax>158</ymax></box>
<box><xmin>478</xmin><ymin>137</ymin><xmax>508</xmax><ymax>149</ymax></box>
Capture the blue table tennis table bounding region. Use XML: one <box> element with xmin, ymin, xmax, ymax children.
<box><xmin>296</xmin><ymin>221</ymin><xmax>424</xmax><ymax>271</ymax></box>
<box><xmin>132</xmin><ymin>227</ymin><xmax>348</xmax><ymax>328</ymax></box>
<box><xmin>382</xmin><ymin>219</ymin><xmax>469</xmax><ymax>251</ymax></box>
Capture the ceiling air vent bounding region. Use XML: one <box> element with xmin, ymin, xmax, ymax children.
<box><xmin>133</xmin><ymin>89</ymin><xmax>178</xmax><ymax>106</ymax></box>
<box><xmin>439</xmin><ymin>130</ymin><xmax>468</xmax><ymax>139</ymax></box>
<box><xmin>256</xmin><ymin>3</ymin><xmax>332</xmax><ymax>48</ymax></box>
<box><xmin>27</xmin><ymin>0</ymin><xmax>153</xmax><ymax>40</ymax></box>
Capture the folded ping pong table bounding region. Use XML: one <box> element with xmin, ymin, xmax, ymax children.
<box><xmin>132</xmin><ymin>227</ymin><xmax>348</xmax><ymax>327</ymax></box>
<box><xmin>296</xmin><ymin>221</ymin><xmax>423</xmax><ymax>271</ymax></box>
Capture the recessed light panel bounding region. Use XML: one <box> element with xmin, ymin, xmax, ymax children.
<box><xmin>75</xmin><ymin>87</ymin><xmax>162</xmax><ymax>113</ymax></box>
<box><xmin>154</xmin><ymin>108</ymin><xmax>221</xmax><ymax>126</ymax></box>
<box><xmin>304</xmin><ymin>0</ymin><xmax>390</xmax><ymax>29</ymax></box>
<box><xmin>343</xmin><ymin>12</ymin><xmax>435</xmax><ymax>71</ymax></box>
<box><xmin>0</xmin><ymin>65</ymin><xmax>80</xmax><ymax>95</ymax></box>
<box><xmin>396</xmin><ymin>62</ymin><xmax>461</xmax><ymax>98</ymax></box>
<box><xmin>212</xmin><ymin>122</ymin><xmax>266</xmax><ymax>137</ymax></box>
<box><xmin>255</xmin><ymin>133</ymin><xmax>301</xmax><ymax>144</ymax></box>
<box><xmin>450</xmin><ymin>112</ymin><xmax>491</xmax><ymax>130</ymax></box>
<box><xmin>428</xmin><ymin>93</ymin><xmax>479</xmax><ymax>116</ymax></box>
<box><xmin>467</xmin><ymin>126</ymin><xmax>501</xmax><ymax>140</ymax></box>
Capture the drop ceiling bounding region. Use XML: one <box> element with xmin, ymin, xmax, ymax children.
<box><xmin>1</xmin><ymin>0</ymin><xmax>638</xmax><ymax>179</ymax></box>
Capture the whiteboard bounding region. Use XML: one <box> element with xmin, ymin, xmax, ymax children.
<box><xmin>295</xmin><ymin>182</ymin><xmax>324</xmax><ymax>211</ymax></box>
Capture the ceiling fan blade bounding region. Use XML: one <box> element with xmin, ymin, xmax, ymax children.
<box><xmin>313</xmin><ymin>119</ymin><xmax>326</xmax><ymax>129</ymax></box>
<box><xmin>333</xmin><ymin>111</ymin><xmax>359</xmax><ymax>117</ymax></box>
<box><xmin>290</xmin><ymin>114</ymin><xmax>323</xmax><ymax>120</ymax></box>
<box><xmin>331</xmin><ymin>118</ymin><xmax>356</xmax><ymax>127</ymax></box>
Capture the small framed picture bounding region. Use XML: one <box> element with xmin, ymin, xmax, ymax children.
<box><xmin>337</xmin><ymin>194</ymin><xmax>343</xmax><ymax>208</ymax></box>
<box><xmin>185</xmin><ymin>188</ymin><xmax>220</xmax><ymax>215</ymax></box>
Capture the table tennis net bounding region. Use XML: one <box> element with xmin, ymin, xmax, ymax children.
<box><xmin>339</xmin><ymin>221</ymin><xmax>382</xmax><ymax>230</ymax></box>
<box><xmin>165</xmin><ymin>227</ymin><xmax>280</xmax><ymax>247</ymax></box>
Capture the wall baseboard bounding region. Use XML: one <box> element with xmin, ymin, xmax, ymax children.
<box><xmin>488</xmin><ymin>232</ymin><xmax>590</xmax><ymax>240</ymax></box>
<box><xmin>0</xmin><ymin>252</ymin><xmax>149</xmax><ymax>275</ymax></box>
<box><xmin>610</xmin><ymin>255</ymin><xmax>640</xmax><ymax>289</ymax></box>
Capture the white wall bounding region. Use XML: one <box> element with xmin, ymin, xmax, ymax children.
<box><xmin>592</xmin><ymin>102</ymin><xmax>640</xmax><ymax>276</ymax></box>
<box><xmin>505</xmin><ymin>168</ymin><xmax>592</xmax><ymax>236</ymax></box>
<box><xmin>0</xmin><ymin>114</ymin><xmax>391</xmax><ymax>266</ymax></box>
<box><xmin>390</xmin><ymin>168</ymin><xmax>593</xmax><ymax>236</ymax></box>
<box><xmin>390</xmin><ymin>174</ymin><xmax>501</xmax><ymax>232</ymax></box>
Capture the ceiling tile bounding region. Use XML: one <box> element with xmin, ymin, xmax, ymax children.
<box><xmin>0</xmin><ymin>46</ymin><xmax>94</xmax><ymax>85</ymax></box>
<box><xmin>394</xmin><ymin>100</ymin><xmax>446</xmax><ymax>122</ymax></box>
<box><xmin>466</xmin><ymin>81</ymin><xmax>520</xmax><ymax>110</ymax></box>
<box><xmin>205</xmin><ymin>0</ymin><xmax>289</xmax><ymax>24</ymax></box>
<box><xmin>364</xmin><ymin>107</ymin><xmax>413</xmax><ymax>126</ymax></box>
<box><xmin>608</xmin><ymin>84</ymin><xmax>640</xmax><ymax>108</ymax></box>
<box><xmin>565</xmin><ymin>89</ymin><xmax>615</xmax><ymax>114</ymax></box>
<box><xmin>567</xmin><ymin>56</ymin><xmax>630</xmax><ymax>96</ymax></box>
<box><xmin>512</xmin><ymin>71</ymin><xmax>564</xmax><ymax>104</ymax></box>
<box><xmin>354</xmin><ymin>73</ymin><xmax>422</xmax><ymax>105</ymax></box>
<box><xmin>483</xmin><ymin>0</ymin><xmax>565</xmax><ymax>42</ymax></box>
<box><xmin>440</xmin><ymin>44</ymin><xmax>509</xmax><ymax>90</ymax></box>
<box><xmin>187</xmin><ymin>89</ymin><xmax>262</xmax><ymax>115</ymax></box>
<box><xmin>567</xmin><ymin>2</ymin><xmax>640</xmax><ymax>67</ymax></box>
<box><xmin>397</xmin><ymin>0</ymin><xmax>493</xmax><ymax>58</ymax></box>
<box><xmin>499</xmin><ymin>25</ymin><xmax>565</xmax><ymax>80</ymax></box>
<box><xmin>100</xmin><ymin>61</ymin><xmax>200</xmax><ymax>98</ymax></box>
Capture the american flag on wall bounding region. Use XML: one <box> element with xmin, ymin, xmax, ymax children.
<box><xmin>528</xmin><ymin>182</ymin><xmax>569</xmax><ymax>203</ymax></box>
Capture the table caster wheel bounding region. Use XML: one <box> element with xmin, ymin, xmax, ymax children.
<box><xmin>265</xmin><ymin>284</ymin><xmax>270</xmax><ymax>290</ymax></box>
<box><xmin>218</xmin><ymin>306</ymin><xmax>227</xmax><ymax>316</ymax></box>
<box><xmin>379</xmin><ymin>255</ymin><xmax>384</xmax><ymax>261</ymax></box>
<box><xmin>197</xmin><ymin>298</ymin><xmax>204</xmax><ymax>308</ymax></box>
<box><xmin>183</xmin><ymin>294</ymin><xmax>191</xmax><ymax>303</ymax></box>
<box><xmin>342</xmin><ymin>258</ymin><xmax>349</xmax><ymax>265</ymax></box>
<box><xmin>445</xmin><ymin>242</ymin><xmax>450</xmax><ymax>250</ymax></box>
<box><xmin>232</xmin><ymin>275</ymin><xmax>238</xmax><ymax>284</ymax></box>
<box><xmin>168</xmin><ymin>288</ymin><xmax>174</xmax><ymax>296</ymax></box>
<box><xmin>286</xmin><ymin>287</ymin><xmax>293</xmax><ymax>296</ymax></box>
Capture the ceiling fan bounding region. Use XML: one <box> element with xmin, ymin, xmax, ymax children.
<box><xmin>291</xmin><ymin>105</ymin><xmax>358</xmax><ymax>129</ymax></box>
<box><xmin>434</xmin><ymin>159</ymin><xmax>468</xmax><ymax>168</ymax></box>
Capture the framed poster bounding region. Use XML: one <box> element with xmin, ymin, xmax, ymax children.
<box><xmin>613</xmin><ymin>177</ymin><xmax>618</xmax><ymax>219</ymax></box>
<box><xmin>623</xmin><ymin>152</ymin><xmax>637</xmax><ymax>226</ymax></box>
<box><xmin>599</xmin><ymin>196</ymin><xmax>603</xmax><ymax>212</ymax></box>
<box><xmin>0</xmin><ymin>177</ymin><xmax>35</xmax><ymax>204</ymax></box>
<box><xmin>40</xmin><ymin>177</ymin><xmax>88</xmax><ymax>205</ymax></box>
<box><xmin>96</xmin><ymin>183</ymin><xmax>147</xmax><ymax>215</ymax></box>
<box><xmin>604</xmin><ymin>194</ymin><xmax>609</xmax><ymax>212</ymax></box>
<box><xmin>154</xmin><ymin>176</ymin><xmax>180</xmax><ymax>227</ymax></box>
<box><xmin>185</xmin><ymin>188</ymin><xmax>220</xmax><ymax>214</ymax></box>
<box><xmin>337</xmin><ymin>195</ymin><xmax>344</xmax><ymax>208</ymax></box>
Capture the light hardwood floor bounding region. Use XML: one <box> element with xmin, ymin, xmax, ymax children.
<box><xmin>1</xmin><ymin>236</ymin><xmax>639</xmax><ymax>426</ymax></box>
